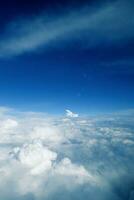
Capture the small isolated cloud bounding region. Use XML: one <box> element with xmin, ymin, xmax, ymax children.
<box><xmin>66</xmin><ymin>109</ymin><xmax>79</xmax><ymax>118</ymax></box>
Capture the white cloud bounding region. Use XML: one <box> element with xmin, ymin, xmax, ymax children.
<box><xmin>54</xmin><ymin>157</ymin><xmax>96</xmax><ymax>184</ymax></box>
<box><xmin>31</xmin><ymin>126</ymin><xmax>63</xmax><ymax>145</ymax></box>
<box><xmin>66</xmin><ymin>109</ymin><xmax>79</xmax><ymax>118</ymax></box>
<box><xmin>0</xmin><ymin>118</ymin><xmax>18</xmax><ymax>144</ymax></box>
<box><xmin>11</xmin><ymin>140</ymin><xmax>57</xmax><ymax>175</ymax></box>
<box><xmin>0</xmin><ymin>119</ymin><xmax>18</xmax><ymax>131</ymax></box>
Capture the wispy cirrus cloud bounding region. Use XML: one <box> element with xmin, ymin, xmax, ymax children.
<box><xmin>0</xmin><ymin>0</ymin><xmax>133</xmax><ymax>57</ymax></box>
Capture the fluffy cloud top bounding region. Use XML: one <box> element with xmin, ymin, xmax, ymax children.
<box><xmin>11</xmin><ymin>140</ymin><xmax>57</xmax><ymax>175</ymax></box>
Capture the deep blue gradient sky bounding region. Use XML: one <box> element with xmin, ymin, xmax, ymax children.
<box><xmin>0</xmin><ymin>0</ymin><xmax>134</xmax><ymax>114</ymax></box>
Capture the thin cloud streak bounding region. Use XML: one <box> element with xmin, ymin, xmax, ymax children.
<box><xmin>0</xmin><ymin>0</ymin><xmax>133</xmax><ymax>57</ymax></box>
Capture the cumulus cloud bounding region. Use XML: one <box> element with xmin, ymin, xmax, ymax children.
<box><xmin>11</xmin><ymin>140</ymin><xmax>57</xmax><ymax>175</ymax></box>
<box><xmin>0</xmin><ymin>107</ymin><xmax>134</xmax><ymax>200</ymax></box>
<box><xmin>0</xmin><ymin>0</ymin><xmax>133</xmax><ymax>57</ymax></box>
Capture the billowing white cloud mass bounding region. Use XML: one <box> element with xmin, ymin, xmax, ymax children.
<box><xmin>0</xmin><ymin>107</ymin><xmax>134</xmax><ymax>200</ymax></box>
<box><xmin>11</xmin><ymin>140</ymin><xmax>57</xmax><ymax>175</ymax></box>
<box><xmin>0</xmin><ymin>0</ymin><xmax>133</xmax><ymax>57</ymax></box>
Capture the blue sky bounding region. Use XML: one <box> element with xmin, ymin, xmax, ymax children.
<box><xmin>0</xmin><ymin>0</ymin><xmax>134</xmax><ymax>114</ymax></box>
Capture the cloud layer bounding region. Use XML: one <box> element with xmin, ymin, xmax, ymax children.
<box><xmin>0</xmin><ymin>107</ymin><xmax>134</xmax><ymax>199</ymax></box>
